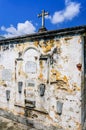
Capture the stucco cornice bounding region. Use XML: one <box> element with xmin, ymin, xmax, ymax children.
<box><xmin>0</xmin><ymin>25</ymin><xmax>86</xmax><ymax>44</ymax></box>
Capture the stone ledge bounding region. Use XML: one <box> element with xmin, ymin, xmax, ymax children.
<box><xmin>14</xmin><ymin>104</ymin><xmax>48</xmax><ymax>115</ymax></box>
<box><xmin>0</xmin><ymin>109</ymin><xmax>63</xmax><ymax>130</ymax></box>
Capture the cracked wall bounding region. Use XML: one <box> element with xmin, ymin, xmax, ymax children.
<box><xmin>0</xmin><ymin>34</ymin><xmax>85</xmax><ymax>130</ymax></box>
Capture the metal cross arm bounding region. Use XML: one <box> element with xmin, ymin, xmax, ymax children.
<box><xmin>38</xmin><ymin>10</ymin><xmax>49</xmax><ymax>28</ymax></box>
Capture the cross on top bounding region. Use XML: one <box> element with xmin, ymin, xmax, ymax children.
<box><xmin>38</xmin><ymin>10</ymin><xmax>49</xmax><ymax>28</ymax></box>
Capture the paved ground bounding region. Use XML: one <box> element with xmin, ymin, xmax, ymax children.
<box><xmin>0</xmin><ymin>116</ymin><xmax>65</xmax><ymax>130</ymax></box>
<box><xmin>0</xmin><ymin>116</ymin><xmax>38</xmax><ymax>130</ymax></box>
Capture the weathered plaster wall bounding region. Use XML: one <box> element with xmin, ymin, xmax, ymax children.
<box><xmin>0</xmin><ymin>34</ymin><xmax>85</xmax><ymax>130</ymax></box>
<box><xmin>84</xmin><ymin>36</ymin><xmax>86</xmax><ymax>122</ymax></box>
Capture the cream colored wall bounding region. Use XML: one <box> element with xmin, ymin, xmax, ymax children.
<box><xmin>0</xmin><ymin>34</ymin><xmax>85</xmax><ymax>130</ymax></box>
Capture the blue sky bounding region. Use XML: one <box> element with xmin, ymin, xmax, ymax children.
<box><xmin>0</xmin><ymin>0</ymin><xmax>86</xmax><ymax>37</ymax></box>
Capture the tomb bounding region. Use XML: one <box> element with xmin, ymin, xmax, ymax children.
<box><xmin>0</xmin><ymin>25</ymin><xmax>86</xmax><ymax>130</ymax></box>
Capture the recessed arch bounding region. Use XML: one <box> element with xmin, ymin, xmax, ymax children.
<box><xmin>22</xmin><ymin>46</ymin><xmax>40</xmax><ymax>74</ymax></box>
<box><xmin>23</xmin><ymin>46</ymin><xmax>39</xmax><ymax>55</ymax></box>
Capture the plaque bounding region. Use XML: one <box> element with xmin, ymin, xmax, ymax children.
<box><xmin>56</xmin><ymin>101</ymin><xmax>63</xmax><ymax>115</ymax></box>
<box><xmin>26</xmin><ymin>89</ymin><xmax>35</xmax><ymax>101</ymax></box>
<box><xmin>26</xmin><ymin>91</ymin><xmax>35</xmax><ymax>98</ymax></box>
<box><xmin>26</xmin><ymin>80</ymin><xmax>35</xmax><ymax>87</ymax></box>
<box><xmin>39</xmin><ymin>83</ymin><xmax>45</xmax><ymax>96</ymax></box>
<box><xmin>2</xmin><ymin>69</ymin><xmax>12</xmax><ymax>81</ymax></box>
<box><xmin>25</xmin><ymin>99</ymin><xmax>35</xmax><ymax>108</ymax></box>
<box><xmin>25</xmin><ymin>61</ymin><xmax>37</xmax><ymax>73</ymax></box>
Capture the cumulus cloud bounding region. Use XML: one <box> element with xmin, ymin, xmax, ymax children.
<box><xmin>47</xmin><ymin>0</ymin><xmax>81</xmax><ymax>24</ymax></box>
<box><xmin>1</xmin><ymin>20</ymin><xmax>36</xmax><ymax>38</ymax></box>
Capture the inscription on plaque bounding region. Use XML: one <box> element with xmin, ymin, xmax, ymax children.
<box><xmin>26</xmin><ymin>80</ymin><xmax>35</xmax><ymax>87</ymax></box>
<box><xmin>25</xmin><ymin>61</ymin><xmax>37</xmax><ymax>73</ymax></box>
<box><xmin>2</xmin><ymin>69</ymin><xmax>12</xmax><ymax>81</ymax></box>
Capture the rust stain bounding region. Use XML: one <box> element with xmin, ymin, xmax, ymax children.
<box><xmin>17</xmin><ymin>111</ymin><xmax>24</xmax><ymax>115</ymax></box>
<box><xmin>50</xmin><ymin>68</ymin><xmax>71</xmax><ymax>91</ymax></box>
<box><xmin>12</xmin><ymin>72</ymin><xmax>16</xmax><ymax>81</ymax></box>
<box><xmin>40</xmin><ymin>39</ymin><xmax>54</xmax><ymax>53</ymax></box>
<box><xmin>46</xmin><ymin>39</ymin><xmax>54</xmax><ymax>46</ymax></box>
<box><xmin>38</xmin><ymin>73</ymin><xmax>43</xmax><ymax>80</ymax></box>
<box><xmin>20</xmin><ymin>71</ymin><xmax>28</xmax><ymax>78</ymax></box>
<box><xmin>55</xmin><ymin>80</ymin><xmax>68</xmax><ymax>90</ymax></box>
<box><xmin>56</xmin><ymin>71</ymin><xmax>62</xmax><ymax>80</ymax></box>
<box><xmin>75</xmin><ymin>121</ymin><xmax>82</xmax><ymax>130</ymax></box>
<box><xmin>64</xmin><ymin>37</ymin><xmax>72</xmax><ymax>41</ymax></box>
<box><xmin>42</xmin><ymin>45</ymin><xmax>52</xmax><ymax>53</ymax></box>
<box><xmin>40</xmin><ymin>61</ymin><xmax>43</xmax><ymax>69</ymax></box>
<box><xmin>51</xmin><ymin>69</ymin><xmax>67</xmax><ymax>82</ymax></box>
<box><xmin>18</xmin><ymin>61</ymin><xmax>23</xmax><ymax>74</ymax></box>
<box><xmin>72</xmin><ymin>83</ymin><xmax>81</xmax><ymax>91</ymax></box>
<box><xmin>62</xmin><ymin>37</ymin><xmax>73</xmax><ymax>46</ymax></box>
<box><xmin>15</xmin><ymin>43</ymin><xmax>29</xmax><ymax>52</ymax></box>
<box><xmin>51</xmin><ymin>69</ymin><xmax>57</xmax><ymax>74</ymax></box>
<box><xmin>34</xmin><ymin>41</ymin><xmax>39</xmax><ymax>47</ymax></box>
<box><xmin>76</xmin><ymin>63</ymin><xmax>82</xmax><ymax>71</ymax></box>
<box><xmin>63</xmin><ymin>76</ymin><xmax>68</xmax><ymax>83</ymax></box>
<box><xmin>47</xmin><ymin>116</ymin><xmax>54</xmax><ymax>123</ymax></box>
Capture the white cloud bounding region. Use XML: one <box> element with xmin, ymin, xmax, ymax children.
<box><xmin>45</xmin><ymin>15</ymin><xmax>52</xmax><ymax>20</ymax></box>
<box><xmin>64</xmin><ymin>2</ymin><xmax>80</xmax><ymax>20</ymax></box>
<box><xmin>50</xmin><ymin>0</ymin><xmax>81</xmax><ymax>24</ymax></box>
<box><xmin>65</xmin><ymin>0</ymin><xmax>71</xmax><ymax>5</ymax></box>
<box><xmin>1</xmin><ymin>20</ymin><xmax>36</xmax><ymax>38</ymax></box>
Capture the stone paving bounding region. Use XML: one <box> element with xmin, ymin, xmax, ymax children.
<box><xmin>0</xmin><ymin>116</ymin><xmax>64</xmax><ymax>130</ymax></box>
<box><xmin>0</xmin><ymin>116</ymin><xmax>38</xmax><ymax>130</ymax></box>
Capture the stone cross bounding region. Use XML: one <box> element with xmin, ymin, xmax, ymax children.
<box><xmin>38</xmin><ymin>10</ymin><xmax>49</xmax><ymax>28</ymax></box>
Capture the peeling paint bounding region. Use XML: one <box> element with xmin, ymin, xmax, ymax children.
<box><xmin>0</xmin><ymin>32</ymin><xmax>85</xmax><ymax>130</ymax></box>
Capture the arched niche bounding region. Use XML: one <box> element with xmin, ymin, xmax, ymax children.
<box><xmin>23</xmin><ymin>47</ymin><xmax>40</xmax><ymax>75</ymax></box>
